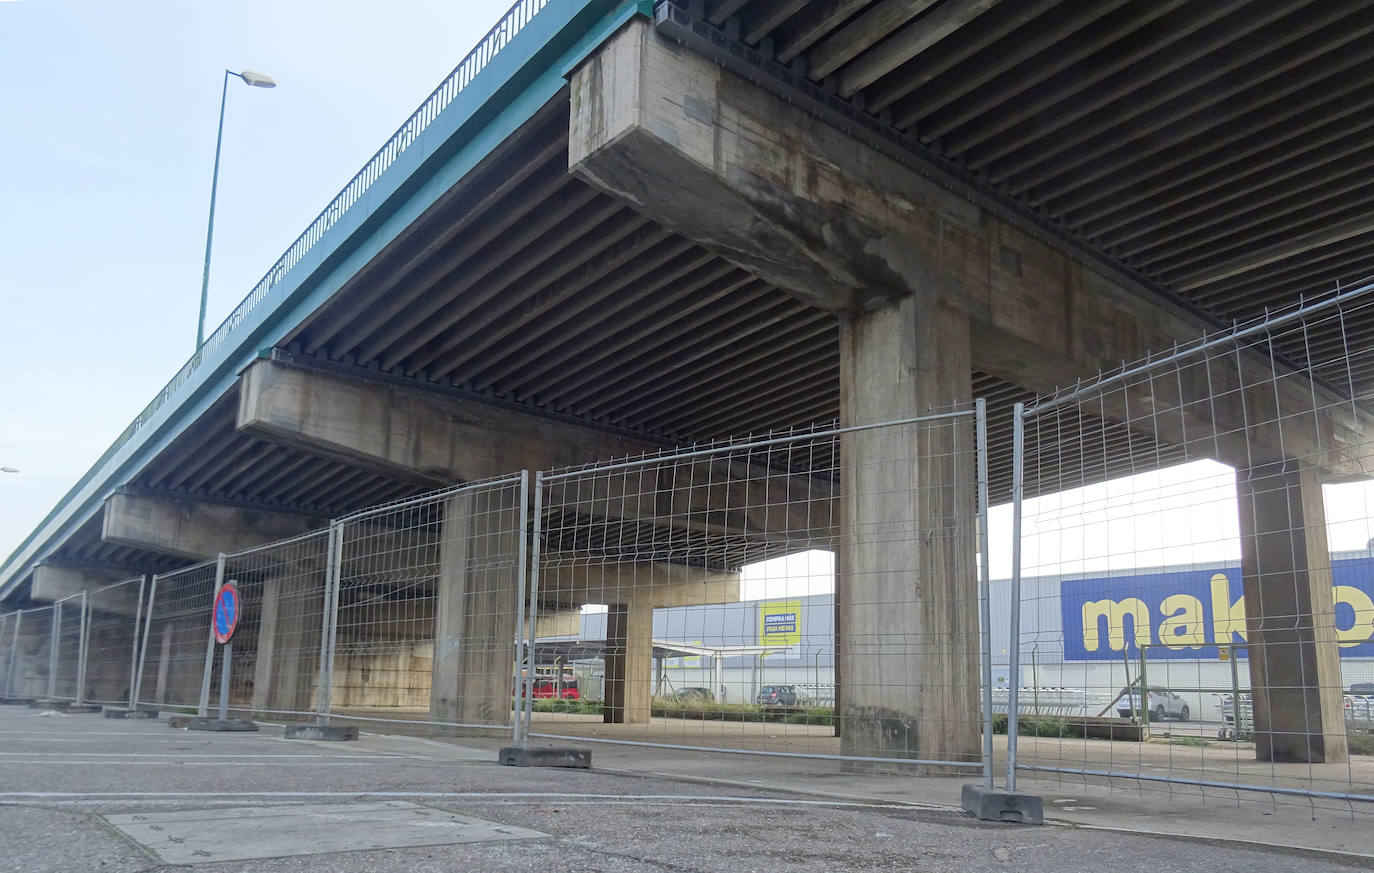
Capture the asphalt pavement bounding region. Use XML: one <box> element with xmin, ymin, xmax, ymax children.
<box><xmin>0</xmin><ymin>704</ymin><xmax>1371</xmax><ymax>872</ymax></box>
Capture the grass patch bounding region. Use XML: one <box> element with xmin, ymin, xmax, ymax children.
<box><xmin>520</xmin><ymin>698</ymin><xmax>603</xmax><ymax>715</ymax></box>
<box><xmin>1348</xmin><ymin>734</ymin><xmax>1374</xmax><ymax>756</ymax></box>
<box><xmin>651</xmin><ymin>699</ymin><xmax>833</xmax><ymax>725</ymax></box>
<box><xmin>991</xmin><ymin>714</ymin><xmax>1077</xmax><ymax>738</ymax></box>
<box><xmin>1166</xmin><ymin>736</ymin><xmax>1210</xmax><ymax>748</ymax></box>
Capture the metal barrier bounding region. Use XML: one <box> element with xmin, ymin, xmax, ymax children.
<box><xmin>49</xmin><ymin>592</ymin><xmax>87</xmax><ymax>702</ymax></box>
<box><xmin>2</xmin><ymin>606</ymin><xmax>54</xmax><ymax>700</ymax></box>
<box><xmin>83</xmin><ymin>577</ymin><xmax>147</xmax><ymax>707</ymax></box>
<box><xmin>135</xmin><ymin>561</ymin><xmax>218</xmax><ymax>711</ymax></box>
<box><xmin>0</xmin><ymin>611</ymin><xmax>16</xmax><ymax>698</ymax></box>
<box><xmin>322</xmin><ymin>474</ymin><xmax>528</xmax><ymax>733</ymax></box>
<box><xmin>200</xmin><ymin>532</ymin><xmax>330</xmax><ymax>722</ymax></box>
<box><xmin>518</xmin><ymin>407</ymin><xmax>995</xmax><ymax>784</ymax></box>
<box><xmin>1006</xmin><ymin>280</ymin><xmax>1374</xmax><ymax>809</ymax></box>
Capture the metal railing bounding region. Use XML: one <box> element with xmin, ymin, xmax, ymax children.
<box><xmin>23</xmin><ymin>0</ymin><xmax>558</xmax><ymax>565</ymax></box>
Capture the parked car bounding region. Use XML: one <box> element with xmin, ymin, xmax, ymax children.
<box><xmin>666</xmin><ymin>687</ymin><xmax>714</xmax><ymax>703</ymax></box>
<box><xmin>1115</xmin><ymin>687</ymin><xmax>1189</xmax><ymax>721</ymax></box>
<box><xmin>757</xmin><ymin>684</ymin><xmax>798</xmax><ymax>706</ymax></box>
<box><xmin>523</xmin><ymin>678</ymin><xmax>579</xmax><ymax>699</ymax></box>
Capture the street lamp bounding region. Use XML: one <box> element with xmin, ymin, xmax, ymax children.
<box><xmin>0</xmin><ymin>467</ymin><xmax>17</xmax><ymax>474</ymax></box>
<box><xmin>196</xmin><ymin>68</ymin><xmax>277</xmax><ymax>351</ymax></box>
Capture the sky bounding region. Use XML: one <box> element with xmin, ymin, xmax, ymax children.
<box><xmin>735</xmin><ymin>459</ymin><xmax>1374</xmax><ymax>600</ymax></box>
<box><xmin>0</xmin><ymin>0</ymin><xmax>514</xmax><ymax>560</ymax></box>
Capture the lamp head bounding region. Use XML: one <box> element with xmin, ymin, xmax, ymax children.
<box><xmin>237</xmin><ymin>69</ymin><xmax>276</xmax><ymax>88</ymax></box>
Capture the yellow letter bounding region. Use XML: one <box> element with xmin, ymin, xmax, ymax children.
<box><xmin>1333</xmin><ymin>585</ymin><xmax>1374</xmax><ymax>648</ymax></box>
<box><xmin>1159</xmin><ymin>594</ymin><xmax>1206</xmax><ymax>649</ymax></box>
<box><xmin>1081</xmin><ymin>598</ymin><xmax>1150</xmax><ymax>652</ymax></box>
<box><xmin>1210</xmin><ymin>573</ymin><xmax>1247</xmax><ymax>644</ymax></box>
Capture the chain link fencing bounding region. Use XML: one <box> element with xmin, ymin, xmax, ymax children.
<box><xmin>199</xmin><ymin>531</ymin><xmax>331</xmax><ymax>722</ymax></box>
<box><xmin>518</xmin><ymin>407</ymin><xmax>994</xmax><ymax>782</ymax></box>
<box><xmin>0</xmin><ymin>611</ymin><xmax>17</xmax><ymax>699</ymax></box>
<box><xmin>2</xmin><ymin>606</ymin><xmax>54</xmax><ymax>700</ymax></box>
<box><xmin>83</xmin><ymin>577</ymin><xmax>146</xmax><ymax>707</ymax></box>
<box><xmin>1006</xmin><ymin>282</ymin><xmax>1374</xmax><ymax>811</ymax></box>
<box><xmin>49</xmin><ymin>592</ymin><xmax>87</xmax><ymax>702</ymax></box>
<box><xmin>325</xmin><ymin>474</ymin><xmax>528</xmax><ymax>734</ymax></box>
<box><xmin>135</xmin><ymin>561</ymin><xmax>218</xmax><ymax>712</ymax></box>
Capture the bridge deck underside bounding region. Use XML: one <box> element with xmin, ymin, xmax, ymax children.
<box><xmin>104</xmin><ymin>92</ymin><xmax>1192</xmax><ymax>541</ymax></box>
<box><xmin>690</xmin><ymin>0</ymin><xmax>1374</xmax><ymax>396</ymax></box>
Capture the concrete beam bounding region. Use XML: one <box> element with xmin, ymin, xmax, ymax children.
<box><xmin>238</xmin><ymin>356</ymin><xmax>654</xmax><ymax>484</ymax></box>
<box><xmin>538</xmin><ymin>558</ymin><xmax>739</xmax><ymax>610</ymax></box>
<box><xmin>31</xmin><ymin>565</ymin><xmax>134</xmax><ymax>613</ymax></box>
<box><xmin>240</xmin><ymin>358</ymin><xmax>836</xmax><ymax>548</ymax></box>
<box><xmin>101</xmin><ymin>491</ymin><xmax>323</xmax><ymax>561</ymax></box>
<box><xmin>568</xmin><ymin>19</ymin><xmax>1374</xmax><ymax>477</ymax></box>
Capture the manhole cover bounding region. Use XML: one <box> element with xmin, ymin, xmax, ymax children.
<box><xmin>104</xmin><ymin>800</ymin><xmax>546</xmax><ymax>864</ymax></box>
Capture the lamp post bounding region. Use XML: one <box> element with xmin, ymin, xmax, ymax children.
<box><xmin>0</xmin><ymin>467</ymin><xmax>17</xmax><ymax>474</ymax></box>
<box><xmin>196</xmin><ymin>68</ymin><xmax>276</xmax><ymax>351</ymax></box>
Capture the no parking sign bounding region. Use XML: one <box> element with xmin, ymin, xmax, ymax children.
<box><xmin>213</xmin><ymin>582</ymin><xmax>240</xmax><ymax>644</ymax></box>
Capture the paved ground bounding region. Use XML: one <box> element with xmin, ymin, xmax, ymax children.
<box><xmin>2</xmin><ymin>705</ymin><xmax>1373</xmax><ymax>872</ymax></box>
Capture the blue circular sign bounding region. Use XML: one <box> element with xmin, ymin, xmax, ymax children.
<box><xmin>214</xmin><ymin>582</ymin><xmax>240</xmax><ymax>644</ymax></box>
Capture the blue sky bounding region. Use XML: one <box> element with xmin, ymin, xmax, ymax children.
<box><xmin>0</xmin><ymin>0</ymin><xmax>510</xmax><ymax>558</ymax></box>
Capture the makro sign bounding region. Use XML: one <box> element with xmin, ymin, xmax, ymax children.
<box><xmin>1062</xmin><ymin>557</ymin><xmax>1374</xmax><ymax>660</ymax></box>
<box><xmin>759</xmin><ymin>599</ymin><xmax>802</xmax><ymax>648</ymax></box>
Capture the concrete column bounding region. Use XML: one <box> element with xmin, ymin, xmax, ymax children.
<box><xmin>603</xmin><ymin>600</ymin><xmax>653</xmax><ymax>724</ymax></box>
<box><xmin>837</xmin><ymin>294</ymin><xmax>981</xmax><ymax>766</ymax></box>
<box><xmin>1237</xmin><ymin>462</ymin><xmax>1347</xmax><ymax>763</ymax></box>
<box><xmin>154</xmin><ymin>624</ymin><xmax>172</xmax><ymax>704</ymax></box>
<box><xmin>252</xmin><ymin>579</ymin><xmax>283</xmax><ymax>716</ymax></box>
<box><xmin>430</xmin><ymin>490</ymin><xmax>520</xmax><ymax>732</ymax></box>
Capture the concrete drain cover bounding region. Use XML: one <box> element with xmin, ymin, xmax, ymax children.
<box><xmin>104</xmin><ymin>800</ymin><xmax>546</xmax><ymax>864</ymax></box>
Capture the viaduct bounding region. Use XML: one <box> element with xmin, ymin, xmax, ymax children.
<box><xmin>4</xmin><ymin>0</ymin><xmax>1374</xmax><ymax>766</ymax></box>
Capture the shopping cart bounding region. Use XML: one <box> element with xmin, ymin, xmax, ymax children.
<box><xmin>1214</xmin><ymin>692</ymin><xmax>1252</xmax><ymax>741</ymax></box>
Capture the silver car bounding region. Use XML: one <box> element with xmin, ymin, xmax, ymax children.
<box><xmin>1116</xmin><ymin>687</ymin><xmax>1189</xmax><ymax>721</ymax></box>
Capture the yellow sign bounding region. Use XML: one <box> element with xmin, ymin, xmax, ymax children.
<box><xmin>759</xmin><ymin>600</ymin><xmax>802</xmax><ymax>648</ymax></box>
<box><xmin>1218</xmin><ymin>645</ymin><xmax>1230</xmax><ymax>662</ymax></box>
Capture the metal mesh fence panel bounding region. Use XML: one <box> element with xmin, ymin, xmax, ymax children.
<box><xmin>50</xmin><ymin>592</ymin><xmax>87</xmax><ymax>702</ymax></box>
<box><xmin>203</xmin><ymin>531</ymin><xmax>331</xmax><ymax>721</ymax></box>
<box><xmin>522</xmin><ymin>408</ymin><xmax>993</xmax><ymax>779</ymax></box>
<box><xmin>324</xmin><ymin>474</ymin><xmax>527</xmax><ymax>734</ymax></box>
<box><xmin>1007</xmin><ymin>282</ymin><xmax>1374</xmax><ymax>811</ymax></box>
<box><xmin>5</xmin><ymin>606</ymin><xmax>54</xmax><ymax>701</ymax></box>
<box><xmin>136</xmin><ymin>561</ymin><xmax>218</xmax><ymax>710</ymax></box>
<box><xmin>0</xmin><ymin>612</ymin><xmax>15</xmax><ymax>699</ymax></box>
<box><xmin>83</xmin><ymin>577</ymin><xmax>146</xmax><ymax>706</ymax></box>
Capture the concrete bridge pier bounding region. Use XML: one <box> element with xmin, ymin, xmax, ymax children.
<box><xmin>602</xmin><ymin>600</ymin><xmax>652</xmax><ymax>725</ymax></box>
<box><xmin>836</xmin><ymin>295</ymin><xmax>980</xmax><ymax>765</ymax></box>
<box><xmin>565</xmin><ymin>15</ymin><xmax>1374</xmax><ymax>767</ymax></box>
<box><xmin>431</xmin><ymin>490</ymin><xmax>520</xmax><ymax>734</ymax></box>
<box><xmin>568</xmin><ymin>16</ymin><xmax>982</xmax><ymax>765</ymax></box>
<box><xmin>1238</xmin><ymin>462</ymin><xmax>1347</xmax><ymax>763</ymax></box>
<box><xmin>251</xmin><ymin>574</ymin><xmax>326</xmax><ymax>719</ymax></box>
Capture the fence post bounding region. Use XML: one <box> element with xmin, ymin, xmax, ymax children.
<box><xmin>133</xmin><ymin>574</ymin><xmax>159</xmax><ymax>708</ymax></box>
<box><xmin>975</xmin><ymin>398</ymin><xmax>995</xmax><ymax>790</ymax></box>
<box><xmin>520</xmin><ymin>471</ymin><xmax>544</xmax><ymax>748</ymax></box>
<box><xmin>5</xmin><ymin>610</ymin><xmax>21</xmax><ymax>699</ymax></box>
<box><xmin>316</xmin><ymin>521</ymin><xmax>343</xmax><ymax>726</ymax></box>
<box><xmin>198</xmin><ymin>553</ymin><xmax>227</xmax><ymax>717</ymax></box>
<box><xmin>75</xmin><ymin>590</ymin><xmax>90</xmax><ymax>705</ymax></box>
<box><xmin>510</xmin><ymin>471</ymin><xmax>531</xmax><ymax>746</ymax></box>
<box><xmin>127</xmin><ymin>576</ymin><xmax>148</xmax><ymax>710</ymax></box>
<box><xmin>1006</xmin><ymin>402</ymin><xmax>1025</xmax><ymax>791</ymax></box>
<box><xmin>47</xmin><ymin>605</ymin><xmax>60</xmax><ymax>700</ymax></box>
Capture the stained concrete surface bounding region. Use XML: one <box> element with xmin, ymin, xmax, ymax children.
<box><xmin>0</xmin><ymin>707</ymin><xmax>1371</xmax><ymax>872</ymax></box>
